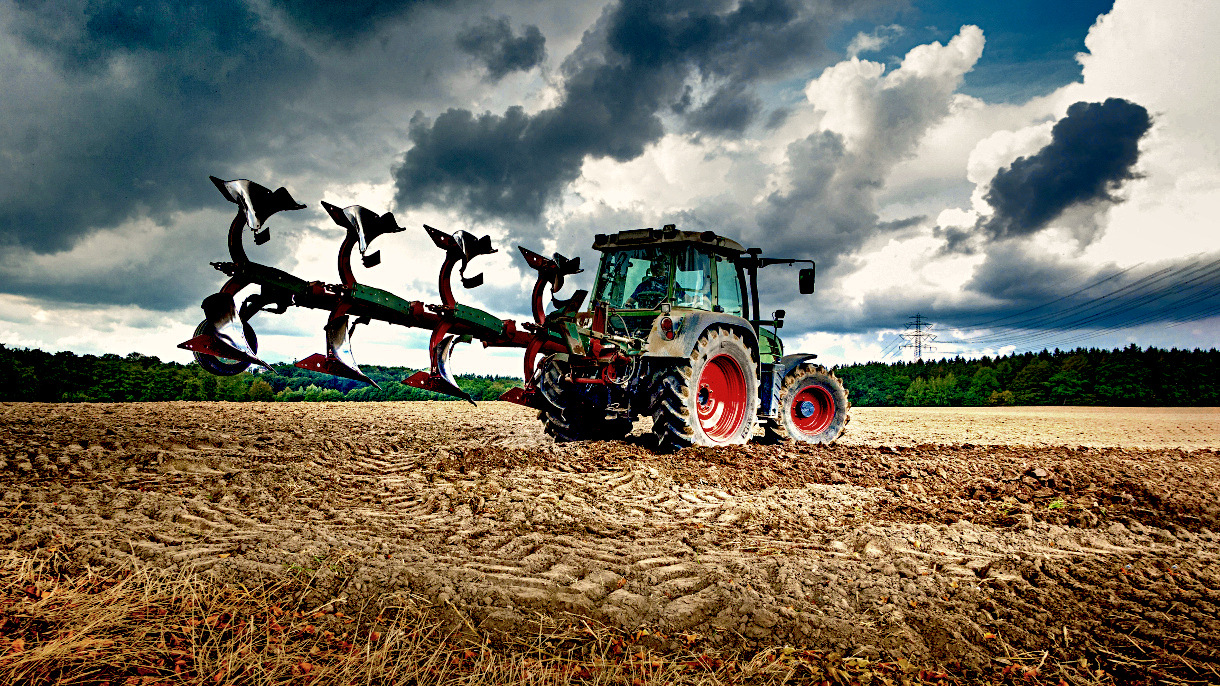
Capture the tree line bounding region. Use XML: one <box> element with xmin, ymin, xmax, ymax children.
<box><xmin>0</xmin><ymin>345</ymin><xmax>521</xmax><ymax>403</ymax></box>
<box><xmin>835</xmin><ymin>345</ymin><xmax>1220</xmax><ymax>406</ymax></box>
<box><xmin>2</xmin><ymin>343</ymin><xmax>1217</xmax><ymax>406</ymax></box>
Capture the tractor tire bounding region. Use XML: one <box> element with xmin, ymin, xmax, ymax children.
<box><xmin>536</xmin><ymin>356</ymin><xmax>632</xmax><ymax>442</ymax></box>
<box><xmin>651</xmin><ymin>326</ymin><xmax>758</xmax><ymax>450</ymax></box>
<box><xmin>191</xmin><ymin>319</ymin><xmax>258</xmax><ymax>377</ymax></box>
<box><xmin>771</xmin><ymin>363</ymin><xmax>850</xmax><ymax>444</ymax></box>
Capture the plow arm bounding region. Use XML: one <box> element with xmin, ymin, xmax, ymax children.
<box><xmin>292</xmin><ymin>203</ymin><xmax>408</xmax><ymax>385</ymax></box>
<box><xmin>179</xmin><ymin>179</ymin><xmax>308</xmax><ymax>373</ymax></box>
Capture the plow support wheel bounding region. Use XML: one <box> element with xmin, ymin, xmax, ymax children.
<box><xmin>178</xmin><ymin>292</ymin><xmax>273</xmax><ymax>372</ymax></box>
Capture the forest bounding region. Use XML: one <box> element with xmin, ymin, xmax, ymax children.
<box><xmin>836</xmin><ymin>344</ymin><xmax>1220</xmax><ymax>406</ymax></box>
<box><xmin>1</xmin><ymin>343</ymin><xmax>1217</xmax><ymax>406</ymax></box>
<box><xmin>0</xmin><ymin>345</ymin><xmax>520</xmax><ymax>403</ymax></box>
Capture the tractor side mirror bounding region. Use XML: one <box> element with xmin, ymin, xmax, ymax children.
<box><xmin>799</xmin><ymin>266</ymin><xmax>815</xmax><ymax>294</ymax></box>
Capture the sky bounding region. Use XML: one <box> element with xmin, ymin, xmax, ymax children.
<box><xmin>2</xmin><ymin>0</ymin><xmax>1218</xmax><ymax>377</ymax></box>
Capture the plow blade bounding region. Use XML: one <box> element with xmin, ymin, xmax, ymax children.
<box><xmin>179</xmin><ymin>293</ymin><xmax>272</xmax><ymax>371</ymax></box>
<box><xmin>295</xmin><ymin>315</ymin><xmax>379</xmax><ymax>388</ymax></box>
<box><xmin>498</xmin><ymin>387</ymin><xmax>531</xmax><ymax>406</ymax></box>
<box><xmin>210</xmin><ymin>176</ymin><xmax>306</xmax><ymax>244</ymax></box>
<box><xmin>402</xmin><ymin>334</ymin><xmax>474</xmax><ymax>405</ymax></box>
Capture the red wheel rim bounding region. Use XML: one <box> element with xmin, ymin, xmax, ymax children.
<box><xmin>790</xmin><ymin>384</ymin><xmax>835</xmax><ymax>436</ymax></box>
<box><xmin>696</xmin><ymin>354</ymin><xmax>747</xmax><ymax>442</ymax></box>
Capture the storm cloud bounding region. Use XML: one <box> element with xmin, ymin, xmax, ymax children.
<box><xmin>393</xmin><ymin>0</ymin><xmax>883</xmax><ymax>223</ymax></box>
<box><xmin>681</xmin><ymin>84</ymin><xmax>762</xmax><ymax>135</ymax></box>
<box><xmin>456</xmin><ymin>17</ymin><xmax>546</xmax><ymax>81</ymax></box>
<box><xmin>981</xmin><ymin>97</ymin><xmax>1152</xmax><ymax>241</ymax></box>
<box><xmin>269</xmin><ymin>0</ymin><xmax>462</xmax><ymax>38</ymax></box>
<box><xmin>0</xmin><ymin>0</ymin><xmax>316</xmax><ymax>254</ymax></box>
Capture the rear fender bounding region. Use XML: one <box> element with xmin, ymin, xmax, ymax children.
<box><xmin>640</xmin><ymin>311</ymin><xmax>758</xmax><ymax>362</ymax></box>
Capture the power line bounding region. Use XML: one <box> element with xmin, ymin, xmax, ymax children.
<box><xmin>863</xmin><ymin>256</ymin><xmax>1220</xmax><ymax>362</ymax></box>
<box><xmin>955</xmin><ymin>261</ymin><xmax>1143</xmax><ymax>330</ymax></box>
<box><xmin>942</xmin><ymin>257</ymin><xmax>1220</xmax><ymax>351</ymax></box>
<box><xmin>948</xmin><ymin>259</ymin><xmax>1206</xmax><ymax>344</ymax></box>
<box><xmin>876</xmin><ymin>333</ymin><xmax>906</xmax><ymax>359</ymax></box>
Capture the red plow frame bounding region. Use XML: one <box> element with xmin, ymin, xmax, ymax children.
<box><xmin>179</xmin><ymin>177</ymin><xmax>576</xmax><ymax>405</ymax></box>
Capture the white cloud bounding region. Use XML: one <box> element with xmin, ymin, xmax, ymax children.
<box><xmin>845</xmin><ymin>24</ymin><xmax>904</xmax><ymax>59</ymax></box>
<box><xmin>1064</xmin><ymin>0</ymin><xmax>1220</xmax><ymax>264</ymax></box>
<box><xmin>804</xmin><ymin>25</ymin><xmax>984</xmax><ymax>165</ymax></box>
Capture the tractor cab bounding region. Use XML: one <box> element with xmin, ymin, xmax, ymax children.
<box><xmin>591</xmin><ymin>225</ymin><xmax>746</xmax><ymax>308</ymax></box>
<box><xmin>589</xmin><ymin>226</ymin><xmax>748</xmax><ymax>341</ymax></box>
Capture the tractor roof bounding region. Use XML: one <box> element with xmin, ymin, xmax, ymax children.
<box><xmin>592</xmin><ymin>224</ymin><xmax>746</xmax><ymax>256</ymax></box>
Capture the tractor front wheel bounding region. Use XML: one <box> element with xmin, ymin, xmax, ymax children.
<box><xmin>651</xmin><ymin>327</ymin><xmax>758</xmax><ymax>450</ymax></box>
<box><xmin>536</xmin><ymin>356</ymin><xmax>632</xmax><ymax>442</ymax></box>
<box><xmin>772</xmin><ymin>363</ymin><xmax>850</xmax><ymax>444</ymax></box>
<box><xmin>191</xmin><ymin>319</ymin><xmax>258</xmax><ymax>376</ymax></box>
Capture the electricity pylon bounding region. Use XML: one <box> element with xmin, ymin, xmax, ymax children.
<box><xmin>901</xmin><ymin>313</ymin><xmax>936</xmax><ymax>361</ymax></box>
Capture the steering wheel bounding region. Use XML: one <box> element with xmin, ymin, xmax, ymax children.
<box><xmin>631</xmin><ymin>288</ymin><xmax>667</xmax><ymax>309</ymax></box>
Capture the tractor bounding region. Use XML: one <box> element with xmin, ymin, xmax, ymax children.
<box><xmin>180</xmin><ymin>177</ymin><xmax>850</xmax><ymax>449</ymax></box>
<box><xmin>514</xmin><ymin>226</ymin><xmax>850</xmax><ymax>449</ymax></box>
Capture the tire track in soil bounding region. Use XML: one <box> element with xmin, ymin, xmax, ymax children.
<box><xmin>2</xmin><ymin>402</ymin><xmax>1218</xmax><ymax>681</ymax></box>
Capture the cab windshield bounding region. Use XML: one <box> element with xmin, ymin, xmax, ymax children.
<box><xmin>592</xmin><ymin>245</ymin><xmax>717</xmax><ymax>311</ymax></box>
<box><xmin>591</xmin><ymin>248</ymin><xmax>672</xmax><ymax>310</ymax></box>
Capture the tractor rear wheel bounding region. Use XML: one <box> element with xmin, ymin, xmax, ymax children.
<box><xmin>536</xmin><ymin>356</ymin><xmax>632</xmax><ymax>442</ymax></box>
<box><xmin>191</xmin><ymin>319</ymin><xmax>258</xmax><ymax>377</ymax></box>
<box><xmin>651</xmin><ymin>327</ymin><xmax>758</xmax><ymax>450</ymax></box>
<box><xmin>771</xmin><ymin>363</ymin><xmax>850</xmax><ymax>444</ymax></box>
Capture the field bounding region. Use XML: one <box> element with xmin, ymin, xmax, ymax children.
<box><xmin>1</xmin><ymin>402</ymin><xmax>1218</xmax><ymax>685</ymax></box>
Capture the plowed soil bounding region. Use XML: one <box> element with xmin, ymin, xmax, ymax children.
<box><xmin>2</xmin><ymin>402</ymin><xmax>1218</xmax><ymax>683</ymax></box>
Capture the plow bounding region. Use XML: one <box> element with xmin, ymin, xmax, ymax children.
<box><xmin>180</xmin><ymin>177</ymin><xmax>850</xmax><ymax>448</ymax></box>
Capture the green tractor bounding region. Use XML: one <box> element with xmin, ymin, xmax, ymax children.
<box><xmin>522</xmin><ymin>224</ymin><xmax>850</xmax><ymax>450</ymax></box>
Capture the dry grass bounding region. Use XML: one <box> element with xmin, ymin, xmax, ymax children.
<box><xmin>0</xmin><ymin>549</ymin><xmax>1111</xmax><ymax>686</ymax></box>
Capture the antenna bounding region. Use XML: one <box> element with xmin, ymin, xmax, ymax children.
<box><xmin>901</xmin><ymin>313</ymin><xmax>937</xmax><ymax>361</ymax></box>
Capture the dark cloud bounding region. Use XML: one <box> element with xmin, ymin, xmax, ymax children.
<box><xmin>894</xmin><ymin>245</ymin><xmax>1220</xmax><ymax>357</ymax></box>
<box><xmin>456</xmin><ymin>17</ymin><xmax>546</xmax><ymax>81</ymax></box>
<box><xmin>270</xmin><ymin>0</ymin><xmax>449</xmax><ymax>37</ymax></box>
<box><xmin>684</xmin><ymin>85</ymin><xmax>761</xmax><ymax>135</ymax></box>
<box><xmin>0</xmin><ymin>0</ymin><xmax>316</xmax><ymax>255</ymax></box>
<box><xmin>757</xmin><ymin>131</ymin><xmax>854</xmax><ymax>257</ymax></box>
<box><xmin>764</xmin><ymin>107</ymin><xmax>791</xmax><ymax>129</ymax></box>
<box><xmin>934</xmin><ymin>225</ymin><xmax>976</xmax><ymax>254</ymax></box>
<box><xmin>394</xmin><ymin>0</ymin><xmax>883</xmax><ymax>223</ymax></box>
<box><xmin>788</xmin><ymin>245</ymin><xmax>1220</xmax><ymax>340</ymax></box>
<box><xmin>981</xmin><ymin>98</ymin><xmax>1152</xmax><ymax>241</ymax></box>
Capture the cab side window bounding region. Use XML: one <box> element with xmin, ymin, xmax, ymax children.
<box><xmin>674</xmin><ymin>247</ymin><xmax>712</xmax><ymax>309</ymax></box>
<box><xmin>714</xmin><ymin>256</ymin><xmax>744</xmax><ymax>316</ymax></box>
